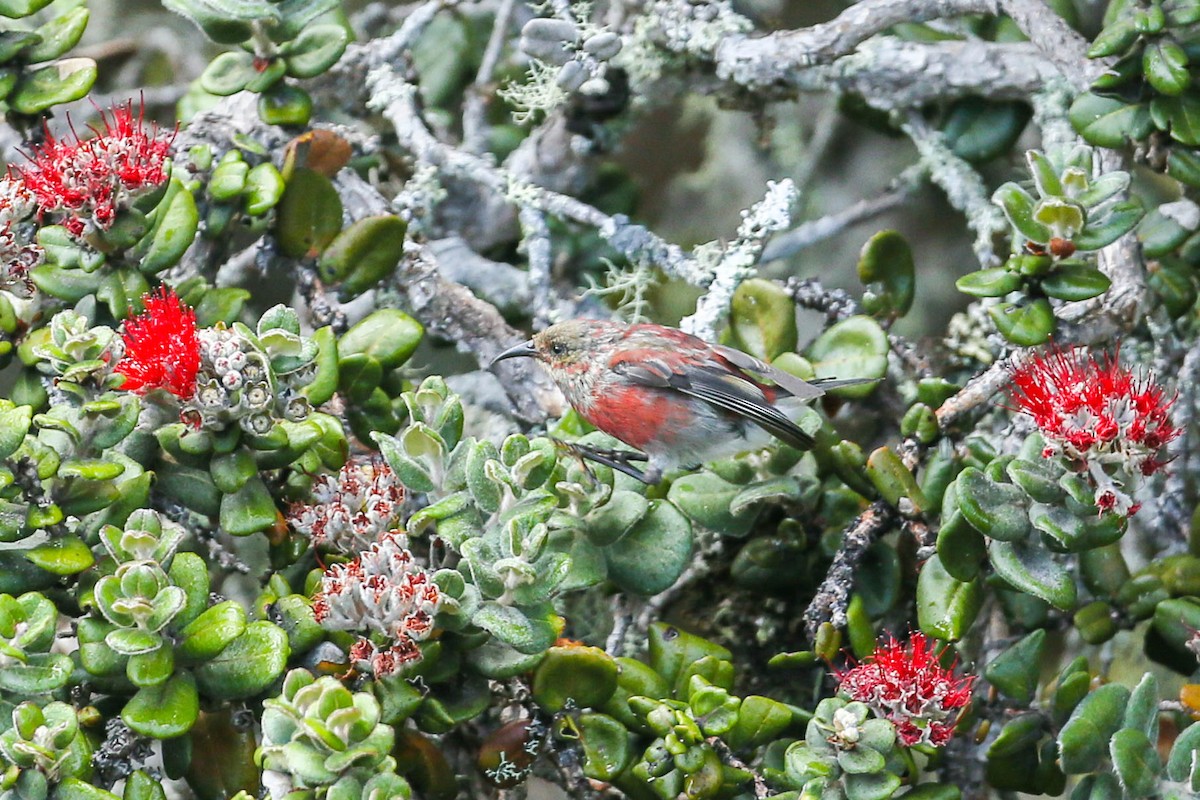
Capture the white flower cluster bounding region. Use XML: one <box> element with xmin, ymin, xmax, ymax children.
<box><xmin>313</xmin><ymin>531</ymin><xmax>442</xmax><ymax>676</ymax></box>
<box><xmin>288</xmin><ymin>460</ymin><xmax>403</xmax><ymax>555</ymax></box>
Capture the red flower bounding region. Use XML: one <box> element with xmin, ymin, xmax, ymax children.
<box><xmin>837</xmin><ymin>632</ymin><xmax>974</xmax><ymax>747</ymax></box>
<box><xmin>19</xmin><ymin>102</ymin><xmax>172</xmax><ymax>238</ymax></box>
<box><xmin>1010</xmin><ymin>346</ymin><xmax>1179</xmax><ymax>516</ymax></box>
<box><xmin>114</xmin><ymin>287</ymin><xmax>201</xmax><ymax>399</ymax></box>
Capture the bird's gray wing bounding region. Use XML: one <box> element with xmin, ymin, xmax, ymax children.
<box><xmin>613</xmin><ymin>357</ymin><xmax>814</xmax><ymax>450</ymax></box>
<box><xmin>713</xmin><ymin>344</ymin><xmax>880</xmax><ymax>398</ymax></box>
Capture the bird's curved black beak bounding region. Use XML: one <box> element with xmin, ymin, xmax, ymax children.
<box><xmin>490</xmin><ymin>339</ymin><xmax>537</xmax><ymax>367</ymax></box>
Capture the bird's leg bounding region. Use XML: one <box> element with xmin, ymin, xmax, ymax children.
<box><xmin>553</xmin><ymin>440</ymin><xmax>651</xmax><ymax>483</ymax></box>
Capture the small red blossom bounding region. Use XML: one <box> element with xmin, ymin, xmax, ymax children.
<box><xmin>114</xmin><ymin>287</ymin><xmax>201</xmax><ymax>399</ymax></box>
<box><xmin>836</xmin><ymin>632</ymin><xmax>974</xmax><ymax>748</ymax></box>
<box><xmin>19</xmin><ymin>102</ymin><xmax>173</xmax><ymax>238</ymax></box>
<box><xmin>1010</xmin><ymin>346</ymin><xmax>1180</xmax><ymax>516</ymax></box>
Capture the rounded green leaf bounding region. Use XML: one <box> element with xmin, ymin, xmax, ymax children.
<box><xmin>604</xmin><ymin>500</ymin><xmax>693</xmax><ymax>595</ymax></box>
<box><xmin>917</xmin><ymin>554</ymin><xmax>982</xmax><ymax>641</ymax></box>
<box><xmin>1109</xmin><ymin>728</ymin><xmax>1162</xmax><ymax>797</ymax></box>
<box><xmin>258</xmin><ymin>83</ymin><xmax>312</xmax><ymax>127</ymax></box>
<box><xmin>806</xmin><ymin>315</ymin><xmax>888</xmax><ymax>399</ymax></box>
<box><xmin>533</xmin><ymin>645</ymin><xmax>618</xmax><ymax>711</ymax></box>
<box><xmin>318</xmin><ymin>215</ymin><xmax>408</xmax><ymax>298</ymax></box>
<box><xmin>857</xmin><ymin>230</ymin><xmax>915</xmax><ymax>317</ymax></box>
<box><xmin>194</xmin><ymin>621</ymin><xmax>289</xmax><ymax>700</ymax></box>
<box><xmin>984</xmin><ymin>629</ymin><xmax>1045</xmax><ymax>704</ymax></box>
<box><xmin>281</xmin><ymin>23</ymin><xmax>350</xmax><ymax>78</ymax></box>
<box><xmin>989</xmin><ymin>299</ymin><xmax>1054</xmax><ymax>346</ymax></box>
<box><xmin>25</xmin><ymin>7</ymin><xmax>89</xmax><ymax>62</ymax></box>
<box><xmin>729</xmin><ymin>278</ymin><xmax>798</xmax><ymax>361</ymax></box>
<box><xmin>10</xmin><ymin>57</ymin><xmax>95</xmax><ymax>114</ymax></box>
<box><xmin>1070</xmin><ymin>93</ymin><xmax>1152</xmax><ymax>148</ymax></box>
<box><xmin>577</xmin><ymin>712</ymin><xmax>631</xmax><ymax>782</ymax></box>
<box><xmin>955</xmin><ymin>467</ymin><xmax>1030</xmax><ymax>541</ymax></box>
<box><xmin>122</xmin><ymin>673</ymin><xmax>199</xmax><ymax>739</ymax></box>
<box><xmin>139</xmin><ymin>179</ymin><xmax>200</xmax><ymax>275</ymax></box>
<box><xmin>956</xmin><ymin>267</ymin><xmax>1021</xmax><ymax>298</ymax></box>
<box><xmin>25</xmin><ymin>534</ymin><xmax>94</xmax><ymax>575</ymax></box>
<box><xmin>337</xmin><ymin>309</ymin><xmax>424</xmax><ymax>369</ymax></box>
<box><xmin>242</xmin><ymin>162</ymin><xmax>285</xmax><ymax>216</ymax></box>
<box><xmin>1144</xmin><ymin>39</ymin><xmax>1191</xmax><ymax>96</ymax></box>
<box><xmin>275</xmin><ymin>167</ymin><xmax>342</xmax><ymax>258</ymax></box>
<box><xmin>199</xmin><ymin>51</ymin><xmax>257</xmax><ymax>96</ymax></box>
<box><xmin>219</xmin><ymin>475</ymin><xmax>277</xmax><ymax>536</ymax></box>
<box><xmin>177</xmin><ymin>600</ymin><xmax>248</xmax><ymax>662</ymax></box>
<box><xmin>989</xmin><ymin>539</ymin><xmax>1076</xmax><ymax>610</ymax></box>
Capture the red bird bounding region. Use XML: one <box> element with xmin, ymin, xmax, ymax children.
<box><xmin>492</xmin><ymin>319</ymin><xmax>867</xmax><ymax>483</ymax></box>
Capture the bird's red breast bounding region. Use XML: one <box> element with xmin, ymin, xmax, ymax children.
<box><xmin>580</xmin><ymin>379</ymin><xmax>693</xmax><ymax>451</ymax></box>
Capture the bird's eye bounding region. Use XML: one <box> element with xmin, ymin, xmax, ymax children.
<box><xmin>550</xmin><ymin>342</ymin><xmax>568</xmax><ymax>356</ymax></box>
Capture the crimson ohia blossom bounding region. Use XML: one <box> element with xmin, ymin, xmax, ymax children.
<box><xmin>1010</xmin><ymin>346</ymin><xmax>1179</xmax><ymax>516</ymax></box>
<box><xmin>19</xmin><ymin>102</ymin><xmax>173</xmax><ymax>238</ymax></box>
<box><xmin>837</xmin><ymin>631</ymin><xmax>974</xmax><ymax>747</ymax></box>
<box><xmin>113</xmin><ymin>287</ymin><xmax>201</xmax><ymax>399</ymax></box>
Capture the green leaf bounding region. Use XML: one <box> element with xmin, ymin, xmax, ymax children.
<box><xmin>729</xmin><ymin>278</ymin><xmax>798</xmax><ymax>360</ymax></box>
<box><xmin>984</xmin><ymin>630</ymin><xmax>1045</xmax><ymax>704</ymax></box>
<box><xmin>281</xmin><ymin>22</ymin><xmax>350</xmax><ymax>78</ymax></box>
<box><xmin>275</xmin><ymin>167</ymin><xmax>343</xmax><ymax>259</ymax></box>
<box><xmin>917</xmin><ymin>554</ymin><xmax>983</xmax><ymax>641</ymax></box>
<box><xmin>176</xmin><ymin>600</ymin><xmax>247</xmax><ymax>663</ymax></box>
<box><xmin>577</xmin><ymin>712</ymin><xmax>631</xmax><ymax>782</ymax></box>
<box><xmin>1144</xmin><ymin>39</ymin><xmax>1191</xmax><ymax>96</ymax></box>
<box><xmin>647</xmin><ymin>623</ymin><xmax>731</xmax><ymax>695</ymax></box>
<box><xmin>10</xmin><ymin>57</ymin><xmax>95</xmax><ymax>115</ymax></box>
<box><xmin>1168</xmin><ymin>147</ymin><xmax>1200</xmax><ymax>188</ymax></box>
<box><xmin>1075</xmin><ymin>199</ymin><xmax>1144</xmax><ymax>251</ymax></box>
<box><xmin>604</xmin><ymin>499</ymin><xmax>693</xmax><ymax>595</ymax></box>
<box><xmin>857</xmin><ymin>230</ymin><xmax>915</xmax><ymax>318</ymax></box>
<box><xmin>26</xmin><ymin>7</ymin><xmax>89</xmax><ymax>62</ymax></box>
<box><xmin>1087</xmin><ymin>16</ymin><xmax>1139</xmax><ymax>57</ymax></box>
<box><xmin>955</xmin><ymin>467</ymin><xmax>1030</xmax><ymax>541</ymax></box>
<box><xmin>1152</xmin><ymin>93</ymin><xmax>1200</xmax><ymax>146</ymax></box>
<box><xmin>242</xmin><ymin>162</ymin><xmax>285</xmax><ymax>216</ymax></box>
<box><xmin>989</xmin><ymin>538</ymin><xmax>1076</xmax><ymax>610</ymax></box>
<box><xmin>993</xmin><ymin>182</ymin><xmax>1051</xmax><ymax>242</ymax></box>
<box><xmin>0</xmin><ymin>0</ymin><xmax>53</xmax><ymax>16</ymax></box>
<box><xmin>866</xmin><ymin>445</ymin><xmax>927</xmax><ymax>512</ymax></box>
<box><xmin>1109</xmin><ymin>728</ymin><xmax>1162</xmax><ymax>798</ymax></box>
<box><xmin>806</xmin><ymin>315</ymin><xmax>888</xmax><ymax>399</ymax></box>
<box><xmin>317</xmin><ymin>215</ymin><xmax>408</xmax><ymax>298</ymax></box>
<box><xmin>0</xmin><ymin>404</ymin><xmax>30</xmax><ymax>459</ymax></box>
<box><xmin>989</xmin><ymin>298</ymin><xmax>1054</xmax><ymax>346</ymax></box>
<box><xmin>193</xmin><ymin>621</ymin><xmax>289</xmax><ymax>699</ymax></box>
<box><xmin>257</xmin><ymin>83</ymin><xmax>312</xmax><ymax>126</ymax></box>
<box><xmin>471</xmin><ymin>601</ymin><xmax>559</xmax><ymax>655</ymax></box>
<box><xmin>725</xmin><ymin>695</ymin><xmax>793</xmax><ymax>750</ymax></box>
<box><xmin>937</xmin><ymin>510</ymin><xmax>986</xmax><ymax>581</ymax></box>
<box><xmin>956</xmin><ymin>267</ymin><xmax>1021</xmax><ymax>298</ymax></box>
<box><xmin>337</xmin><ymin>309</ymin><xmax>424</xmax><ymax>369</ymax></box>
<box><xmin>139</xmin><ymin>179</ymin><xmax>200</xmax><ymax>275</ymax></box>
<box><xmin>122</xmin><ymin>673</ymin><xmax>199</xmax><ymax>739</ymax></box>
<box><xmin>943</xmin><ymin>99</ymin><xmax>1030</xmax><ymax>163</ymax></box>
<box><xmin>199</xmin><ymin>51</ymin><xmax>256</xmax><ymax>95</ymax></box>
<box><xmin>844</xmin><ymin>771</ymin><xmax>901</xmax><ymax>800</ymax></box>
<box><xmin>1040</xmin><ymin>264</ymin><xmax>1111</xmax><ymax>301</ymax></box>
<box><xmin>25</xmin><ymin>534</ymin><xmax>94</xmax><ymax>575</ymax></box>
<box><xmin>1058</xmin><ymin>682</ymin><xmax>1131</xmax><ymax>773</ymax></box>
<box><xmin>533</xmin><ymin>645</ymin><xmax>619</xmax><ymax>711</ymax></box>
<box><xmin>1124</xmin><ymin>672</ymin><xmax>1159</xmax><ymax>741</ymax></box>
<box><xmin>1069</xmin><ymin>93</ymin><xmax>1152</xmax><ymax>148</ymax></box>
<box><xmin>987</xmin><ymin>712</ymin><xmax>1044</xmax><ymax>758</ymax></box>
<box><xmin>1166</xmin><ymin>719</ymin><xmax>1200</xmax><ymax>785</ymax></box>
<box><xmin>219</xmin><ymin>475</ymin><xmax>277</xmax><ymax>536</ymax></box>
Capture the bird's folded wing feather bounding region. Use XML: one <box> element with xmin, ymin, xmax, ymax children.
<box><xmin>713</xmin><ymin>345</ymin><xmax>879</xmax><ymax>396</ymax></box>
<box><xmin>614</xmin><ymin>356</ymin><xmax>815</xmax><ymax>450</ymax></box>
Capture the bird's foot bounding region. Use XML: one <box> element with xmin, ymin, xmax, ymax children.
<box><xmin>553</xmin><ymin>440</ymin><xmax>651</xmax><ymax>483</ymax></box>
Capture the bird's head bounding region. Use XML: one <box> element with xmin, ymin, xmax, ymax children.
<box><xmin>491</xmin><ymin>319</ymin><xmax>622</xmax><ymax>391</ymax></box>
